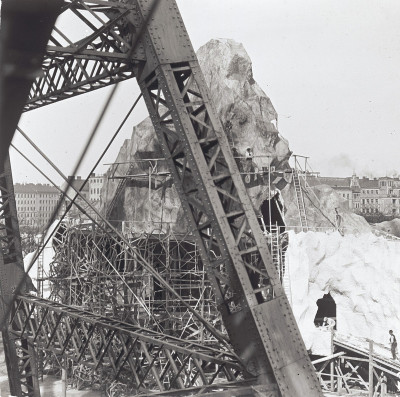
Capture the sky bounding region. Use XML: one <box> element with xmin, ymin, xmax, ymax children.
<box><xmin>10</xmin><ymin>0</ymin><xmax>400</xmax><ymax>185</ymax></box>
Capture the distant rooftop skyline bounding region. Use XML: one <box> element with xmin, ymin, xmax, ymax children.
<box><xmin>9</xmin><ymin>0</ymin><xmax>400</xmax><ymax>185</ymax></box>
<box><xmin>14</xmin><ymin>183</ymin><xmax>59</xmax><ymax>194</ymax></box>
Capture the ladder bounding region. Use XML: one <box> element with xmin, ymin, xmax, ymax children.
<box><xmin>281</xmin><ymin>249</ymin><xmax>292</xmax><ymax>306</ymax></box>
<box><xmin>37</xmin><ymin>249</ymin><xmax>44</xmax><ymax>298</ymax></box>
<box><xmin>270</xmin><ymin>226</ymin><xmax>292</xmax><ymax>304</ymax></box>
<box><xmin>106</xmin><ymin>162</ymin><xmax>136</xmax><ymax>220</ymax></box>
<box><xmin>293</xmin><ymin>169</ymin><xmax>308</xmax><ymax>232</ymax></box>
<box><xmin>270</xmin><ymin>225</ymin><xmax>281</xmax><ymax>280</ymax></box>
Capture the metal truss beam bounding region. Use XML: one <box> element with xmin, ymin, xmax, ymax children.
<box><xmin>24</xmin><ymin>0</ymin><xmax>147</xmax><ymax>111</ymax></box>
<box><xmin>8</xmin><ymin>0</ymin><xmax>323</xmax><ymax>395</ymax></box>
<box><xmin>0</xmin><ymin>0</ymin><xmax>63</xmax><ymax>172</ymax></box>
<box><xmin>132</xmin><ymin>1</ymin><xmax>323</xmax><ymax>395</ymax></box>
<box><xmin>11</xmin><ymin>295</ymin><xmax>244</xmax><ymax>394</ymax></box>
<box><xmin>0</xmin><ymin>157</ymin><xmax>39</xmax><ymax>396</ymax></box>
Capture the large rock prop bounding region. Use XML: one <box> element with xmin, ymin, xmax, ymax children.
<box><xmin>282</xmin><ymin>183</ymin><xmax>370</xmax><ymax>233</ymax></box>
<box><xmin>287</xmin><ymin>231</ymin><xmax>400</xmax><ymax>352</ymax></box>
<box><xmin>102</xmin><ymin>39</ymin><xmax>292</xmax><ymax>232</ymax></box>
<box><xmin>375</xmin><ymin>218</ymin><xmax>400</xmax><ymax>238</ymax></box>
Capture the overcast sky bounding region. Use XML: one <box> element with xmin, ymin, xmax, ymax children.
<box><xmin>10</xmin><ymin>0</ymin><xmax>400</xmax><ymax>185</ymax></box>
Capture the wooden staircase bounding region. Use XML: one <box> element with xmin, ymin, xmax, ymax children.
<box><xmin>292</xmin><ymin>169</ymin><xmax>308</xmax><ymax>232</ymax></box>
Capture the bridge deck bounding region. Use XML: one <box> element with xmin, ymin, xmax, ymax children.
<box><xmin>334</xmin><ymin>333</ymin><xmax>400</xmax><ymax>375</ymax></box>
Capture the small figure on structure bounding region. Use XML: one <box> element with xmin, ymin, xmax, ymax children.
<box><xmin>244</xmin><ymin>147</ymin><xmax>254</xmax><ymax>183</ymax></box>
<box><xmin>375</xmin><ymin>372</ymin><xmax>387</xmax><ymax>396</ymax></box>
<box><xmin>335</xmin><ymin>208</ymin><xmax>342</xmax><ymax>229</ymax></box>
<box><xmin>389</xmin><ymin>330</ymin><xmax>397</xmax><ymax>360</ymax></box>
<box><xmin>323</xmin><ymin>317</ymin><xmax>336</xmax><ymax>330</ymax></box>
<box><xmin>245</xmin><ymin>147</ymin><xmax>253</xmax><ymax>160</ymax></box>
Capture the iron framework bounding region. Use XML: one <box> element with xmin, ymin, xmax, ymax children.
<box><xmin>1</xmin><ymin>0</ymin><xmax>324</xmax><ymax>396</ymax></box>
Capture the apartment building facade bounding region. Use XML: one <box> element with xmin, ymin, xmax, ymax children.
<box><xmin>15</xmin><ymin>183</ymin><xmax>60</xmax><ymax>229</ymax></box>
<box><xmin>313</xmin><ymin>174</ymin><xmax>400</xmax><ymax>217</ymax></box>
<box><xmin>89</xmin><ymin>173</ymin><xmax>105</xmax><ymax>201</ymax></box>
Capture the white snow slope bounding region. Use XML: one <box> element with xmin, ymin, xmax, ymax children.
<box><xmin>287</xmin><ymin>230</ymin><xmax>400</xmax><ymax>353</ymax></box>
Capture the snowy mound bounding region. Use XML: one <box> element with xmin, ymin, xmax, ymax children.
<box><xmin>287</xmin><ymin>231</ymin><xmax>400</xmax><ymax>352</ymax></box>
<box><xmin>375</xmin><ymin>218</ymin><xmax>400</xmax><ymax>238</ymax></box>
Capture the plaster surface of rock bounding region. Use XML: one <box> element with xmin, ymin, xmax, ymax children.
<box><xmin>100</xmin><ymin>38</ymin><xmax>398</xmax><ymax>357</ymax></box>
<box><xmin>375</xmin><ymin>218</ymin><xmax>400</xmax><ymax>238</ymax></box>
<box><xmin>282</xmin><ymin>183</ymin><xmax>370</xmax><ymax>232</ymax></box>
<box><xmin>287</xmin><ymin>230</ymin><xmax>400</xmax><ymax>352</ymax></box>
<box><xmin>102</xmin><ymin>38</ymin><xmax>291</xmax><ymax>231</ymax></box>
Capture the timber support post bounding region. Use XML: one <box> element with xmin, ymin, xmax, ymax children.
<box><xmin>369</xmin><ymin>340</ymin><xmax>374</xmax><ymax>397</ymax></box>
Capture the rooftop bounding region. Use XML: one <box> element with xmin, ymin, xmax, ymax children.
<box><xmin>359</xmin><ymin>178</ymin><xmax>380</xmax><ymax>189</ymax></box>
<box><xmin>14</xmin><ymin>183</ymin><xmax>59</xmax><ymax>194</ymax></box>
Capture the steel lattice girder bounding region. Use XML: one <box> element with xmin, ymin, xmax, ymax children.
<box><xmin>11</xmin><ymin>295</ymin><xmax>245</xmax><ymax>393</ymax></box>
<box><xmin>137</xmin><ymin>42</ymin><xmax>322</xmax><ymax>397</ymax></box>
<box><xmin>13</xmin><ymin>0</ymin><xmax>324</xmax><ymax>395</ymax></box>
<box><xmin>24</xmin><ymin>0</ymin><xmax>146</xmax><ymax>111</ymax></box>
<box><xmin>0</xmin><ymin>0</ymin><xmax>63</xmax><ymax>163</ymax></box>
<box><xmin>0</xmin><ymin>158</ymin><xmax>39</xmax><ymax>397</ymax></box>
<box><xmin>106</xmin><ymin>161</ymin><xmax>137</xmax><ymax>218</ymax></box>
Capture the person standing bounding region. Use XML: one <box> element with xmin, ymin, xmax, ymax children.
<box><xmin>389</xmin><ymin>330</ymin><xmax>397</xmax><ymax>360</ymax></box>
<box><xmin>335</xmin><ymin>208</ymin><xmax>342</xmax><ymax>228</ymax></box>
<box><xmin>335</xmin><ymin>207</ymin><xmax>344</xmax><ymax>236</ymax></box>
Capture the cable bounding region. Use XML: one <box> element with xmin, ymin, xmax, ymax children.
<box><xmin>10</xmin><ymin>90</ymin><xmax>143</xmax><ymax>300</ymax></box>
<box><xmin>12</xmin><ymin>139</ymin><xmax>164</xmax><ymax>332</ymax></box>
<box><xmin>13</xmin><ymin>135</ymin><xmax>231</xmax><ymax>349</ymax></box>
<box><xmin>1</xmin><ymin>0</ymin><xmax>161</xmax><ymax>328</ymax></box>
<box><xmin>4</xmin><ymin>0</ymin><xmax>232</xmax><ymax>355</ymax></box>
<box><xmin>0</xmin><ymin>82</ymin><xmax>119</xmax><ymax>328</ymax></box>
<box><xmin>302</xmin><ymin>185</ymin><xmax>336</xmax><ymax>228</ymax></box>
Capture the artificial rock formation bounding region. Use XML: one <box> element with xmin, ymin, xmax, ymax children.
<box><xmin>375</xmin><ymin>218</ymin><xmax>400</xmax><ymax>238</ymax></box>
<box><xmin>40</xmin><ymin>39</ymin><xmax>399</xmax><ymax>361</ymax></box>
<box><xmin>102</xmin><ymin>38</ymin><xmax>291</xmax><ymax>232</ymax></box>
<box><xmin>287</xmin><ymin>231</ymin><xmax>400</xmax><ymax>352</ymax></box>
<box><xmin>197</xmin><ymin>39</ymin><xmax>289</xmax><ymax>170</ymax></box>
<box><xmin>282</xmin><ymin>183</ymin><xmax>370</xmax><ymax>233</ymax></box>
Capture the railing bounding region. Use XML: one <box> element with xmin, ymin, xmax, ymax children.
<box><xmin>276</xmin><ymin>225</ymin><xmax>400</xmax><ymax>241</ymax></box>
<box><xmin>290</xmin><ymin>156</ymin><xmax>338</xmax><ymax>232</ymax></box>
<box><xmin>292</xmin><ymin>169</ymin><xmax>309</xmax><ymax>231</ymax></box>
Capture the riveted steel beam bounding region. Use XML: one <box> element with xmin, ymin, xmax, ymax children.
<box><xmin>11</xmin><ymin>295</ymin><xmax>244</xmax><ymax>393</ymax></box>
<box><xmin>6</xmin><ymin>0</ymin><xmax>324</xmax><ymax>395</ymax></box>
<box><xmin>0</xmin><ymin>157</ymin><xmax>39</xmax><ymax>397</ymax></box>
<box><xmin>24</xmin><ymin>0</ymin><xmax>147</xmax><ymax>111</ymax></box>
<box><xmin>134</xmin><ymin>1</ymin><xmax>323</xmax><ymax>395</ymax></box>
